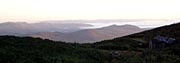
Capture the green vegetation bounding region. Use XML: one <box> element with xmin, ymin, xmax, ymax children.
<box><xmin>0</xmin><ymin>23</ymin><xmax>180</xmax><ymax>63</ymax></box>
<box><xmin>91</xmin><ymin>23</ymin><xmax>180</xmax><ymax>63</ymax></box>
<box><xmin>0</xmin><ymin>36</ymin><xmax>111</xmax><ymax>63</ymax></box>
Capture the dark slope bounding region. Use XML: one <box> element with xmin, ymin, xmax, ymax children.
<box><xmin>95</xmin><ymin>22</ymin><xmax>180</xmax><ymax>45</ymax></box>
<box><xmin>0</xmin><ymin>36</ymin><xmax>109</xmax><ymax>63</ymax></box>
<box><xmin>125</xmin><ymin>22</ymin><xmax>180</xmax><ymax>40</ymax></box>
<box><xmin>92</xmin><ymin>23</ymin><xmax>180</xmax><ymax>63</ymax></box>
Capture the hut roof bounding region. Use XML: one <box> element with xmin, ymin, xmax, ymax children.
<box><xmin>153</xmin><ymin>35</ymin><xmax>176</xmax><ymax>44</ymax></box>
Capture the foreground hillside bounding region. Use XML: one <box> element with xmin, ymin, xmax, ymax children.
<box><xmin>0</xmin><ymin>36</ymin><xmax>110</xmax><ymax>63</ymax></box>
<box><xmin>93</xmin><ymin>23</ymin><xmax>180</xmax><ymax>62</ymax></box>
<box><xmin>0</xmin><ymin>23</ymin><xmax>180</xmax><ymax>63</ymax></box>
<box><xmin>94</xmin><ymin>22</ymin><xmax>180</xmax><ymax>49</ymax></box>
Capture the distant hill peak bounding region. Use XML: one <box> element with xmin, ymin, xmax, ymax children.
<box><xmin>121</xmin><ymin>24</ymin><xmax>139</xmax><ymax>27</ymax></box>
<box><xmin>109</xmin><ymin>24</ymin><xmax>119</xmax><ymax>27</ymax></box>
<box><xmin>101</xmin><ymin>24</ymin><xmax>140</xmax><ymax>30</ymax></box>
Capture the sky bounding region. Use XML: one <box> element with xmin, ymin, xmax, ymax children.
<box><xmin>0</xmin><ymin>0</ymin><xmax>180</xmax><ymax>22</ymax></box>
<box><xmin>0</xmin><ymin>0</ymin><xmax>179</xmax><ymax>24</ymax></box>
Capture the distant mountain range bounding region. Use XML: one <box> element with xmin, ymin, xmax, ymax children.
<box><xmin>0</xmin><ymin>22</ymin><xmax>93</xmax><ymax>35</ymax></box>
<box><xmin>29</xmin><ymin>24</ymin><xmax>149</xmax><ymax>43</ymax></box>
<box><xmin>0</xmin><ymin>22</ymin><xmax>150</xmax><ymax>42</ymax></box>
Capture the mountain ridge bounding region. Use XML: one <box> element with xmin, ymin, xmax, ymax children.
<box><xmin>0</xmin><ymin>22</ymin><xmax>93</xmax><ymax>35</ymax></box>
<box><xmin>30</xmin><ymin>24</ymin><xmax>147</xmax><ymax>43</ymax></box>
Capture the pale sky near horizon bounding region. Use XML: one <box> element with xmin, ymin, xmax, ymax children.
<box><xmin>0</xmin><ymin>0</ymin><xmax>180</xmax><ymax>23</ymax></box>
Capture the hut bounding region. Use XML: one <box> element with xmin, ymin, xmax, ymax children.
<box><xmin>149</xmin><ymin>35</ymin><xmax>177</xmax><ymax>48</ymax></box>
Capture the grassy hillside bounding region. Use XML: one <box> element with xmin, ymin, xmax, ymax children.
<box><xmin>94</xmin><ymin>23</ymin><xmax>180</xmax><ymax>49</ymax></box>
<box><xmin>0</xmin><ymin>36</ymin><xmax>110</xmax><ymax>63</ymax></box>
<box><xmin>0</xmin><ymin>23</ymin><xmax>180</xmax><ymax>63</ymax></box>
<box><xmin>92</xmin><ymin>23</ymin><xmax>180</xmax><ymax>63</ymax></box>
